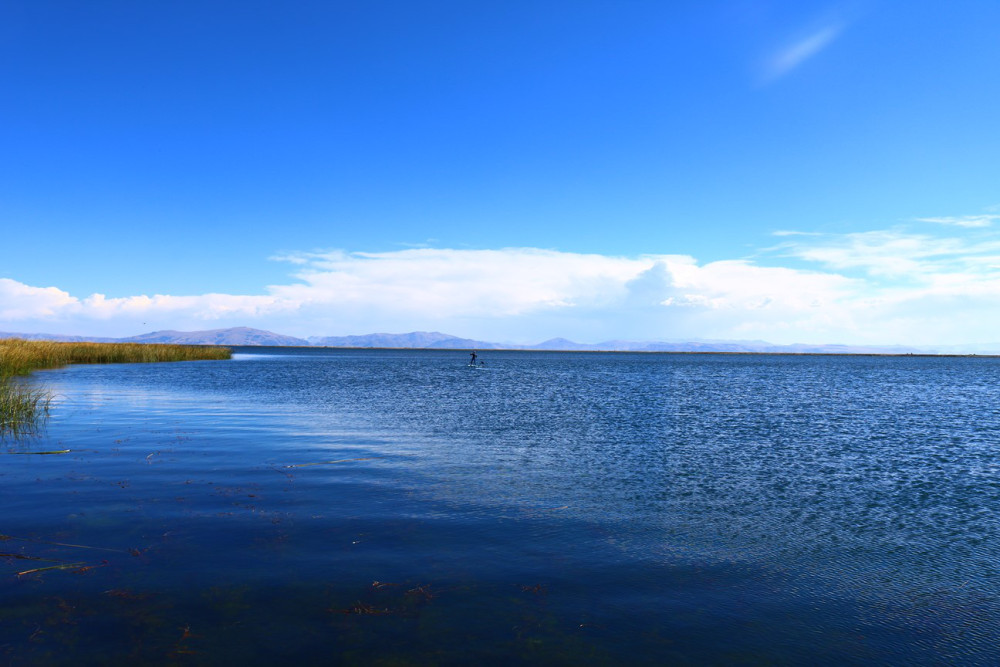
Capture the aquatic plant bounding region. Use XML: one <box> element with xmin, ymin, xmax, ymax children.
<box><xmin>0</xmin><ymin>338</ymin><xmax>231</xmax><ymax>437</ymax></box>
<box><xmin>0</xmin><ymin>375</ymin><xmax>51</xmax><ymax>438</ymax></box>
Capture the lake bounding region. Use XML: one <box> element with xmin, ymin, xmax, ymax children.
<box><xmin>3</xmin><ymin>349</ymin><xmax>999</xmax><ymax>664</ymax></box>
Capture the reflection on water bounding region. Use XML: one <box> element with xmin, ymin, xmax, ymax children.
<box><xmin>2</xmin><ymin>350</ymin><xmax>1000</xmax><ymax>664</ymax></box>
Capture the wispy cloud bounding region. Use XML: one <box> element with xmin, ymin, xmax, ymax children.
<box><xmin>917</xmin><ymin>214</ymin><xmax>999</xmax><ymax>228</ymax></box>
<box><xmin>764</xmin><ymin>224</ymin><xmax>1000</xmax><ymax>343</ymax></box>
<box><xmin>774</xmin><ymin>227</ymin><xmax>1000</xmax><ymax>280</ymax></box>
<box><xmin>760</xmin><ymin>20</ymin><xmax>845</xmax><ymax>83</ymax></box>
<box><xmin>771</xmin><ymin>230</ymin><xmax>822</xmax><ymax>237</ymax></box>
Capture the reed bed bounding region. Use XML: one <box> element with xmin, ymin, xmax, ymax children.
<box><xmin>1</xmin><ymin>338</ymin><xmax>230</xmax><ymax>436</ymax></box>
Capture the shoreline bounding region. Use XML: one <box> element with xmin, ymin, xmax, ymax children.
<box><xmin>231</xmin><ymin>344</ymin><xmax>1000</xmax><ymax>358</ymax></box>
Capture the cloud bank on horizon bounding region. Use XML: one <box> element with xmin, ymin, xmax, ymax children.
<box><xmin>5</xmin><ymin>216</ymin><xmax>1000</xmax><ymax>347</ymax></box>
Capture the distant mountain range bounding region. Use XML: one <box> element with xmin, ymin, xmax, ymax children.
<box><xmin>307</xmin><ymin>331</ymin><xmax>502</xmax><ymax>349</ymax></box>
<box><xmin>0</xmin><ymin>327</ymin><xmax>310</xmax><ymax>347</ymax></box>
<box><xmin>3</xmin><ymin>326</ymin><xmax>991</xmax><ymax>354</ymax></box>
<box><xmin>127</xmin><ymin>327</ymin><xmax>311</xmax><ymax>347</ymax></box>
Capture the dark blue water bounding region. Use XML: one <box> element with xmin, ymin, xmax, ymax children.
<box><xmin>3</xmin><ymin>349</ymin><xmax>999</xmax><ymax>664</ymax></box>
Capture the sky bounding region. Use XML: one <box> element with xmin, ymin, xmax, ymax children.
<box><xmin>2</xmin><ymin>0</ymin><xmax>1000</xmax><ymax>346</ymax></box>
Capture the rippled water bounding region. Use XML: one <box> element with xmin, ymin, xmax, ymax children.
<box><xmin>3</xmin><ymin>349</ymin><xmax>1000</xmax><ymax>664</ymax></box>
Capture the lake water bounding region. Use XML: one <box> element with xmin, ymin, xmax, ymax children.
<box><xmin>3</xmin><ymin>349</ymin><xmax>1000</xmax><ymax>664</ymax></box>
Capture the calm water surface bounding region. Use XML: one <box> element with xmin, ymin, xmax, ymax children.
<box><xmin>3</xmin><ymin>349</ymin><xmax>1000</xmax><ymax>664</ymax></box>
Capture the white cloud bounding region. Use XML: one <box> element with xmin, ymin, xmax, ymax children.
<box><xmin>267</xmin><ymin>249</ymin><xmax>864</xmax><ymax>341</ymax></box>
<box><xmin>270</xmin><ymin>248</ymin><xmax>654</xmax><ymax>316</ymax></box>
<box><xmin>0</xmin><ymin>279</ymin><xmax>77</xmax><ymax>319</ymax></box>
<box><xmin>79</xmin><ymin>293</ymin><xmax>289</xmax><ymax>319</ymax></box>
<box><xmin>0</xmin><ymin>278</ymin><xmax>295</xmax><ymax>337</ymax></box>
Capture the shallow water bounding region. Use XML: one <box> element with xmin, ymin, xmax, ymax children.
<box><xmin>3</xmin><ymin>349</ymin><xmax>1000</xmax><ymax>664</ymax></box>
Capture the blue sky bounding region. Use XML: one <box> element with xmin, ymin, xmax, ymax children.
<box><xmin>3</xmin><ymin>1</ymin><xmax>1000</xmax><ymax>346</ymax></box>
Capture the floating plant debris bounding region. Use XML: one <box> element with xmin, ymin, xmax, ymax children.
<box><xmin>335</xmin><ymin>601</ymin><xmax>392</xmax><ymax>615</ymax></box>
<box><xmin>1</xmin><ymin>552</ymin><xmax>51</xmax><ymax>562</ymax></box>
<box><xmin>0</xmin><ymin>533</ymin><xmax>126</xmax><ymax>553</ymax></box>
<box><xmin>285</xmin><ymin>456</ymin><xmax>384</xmax><ymax>468</ymax></box>
<box><xmin>17</xmin><ymin>562</ymin><xmax>88</xmax><ymax>577</ymax></box>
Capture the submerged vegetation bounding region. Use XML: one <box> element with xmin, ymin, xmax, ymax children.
<box><xmin>0</xmin><ymin>338</ymin><xmax>231</xmax><ymax>437</ymax></box>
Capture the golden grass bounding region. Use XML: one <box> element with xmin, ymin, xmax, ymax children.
<box><xmin>0</xmin><ymin>338</ymin><xmax>231</xmax><ymax>376</ymax></box>
<box><xmin>1</xmin><ymin>338</ymin><xmax>231</xmax><ymax>436</ymax></box>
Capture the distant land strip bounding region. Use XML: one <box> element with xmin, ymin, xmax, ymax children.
<box><xmin>3</xmin><ymin>326</ymin><xmax>998</xmax><ymax>355</ymax></box>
